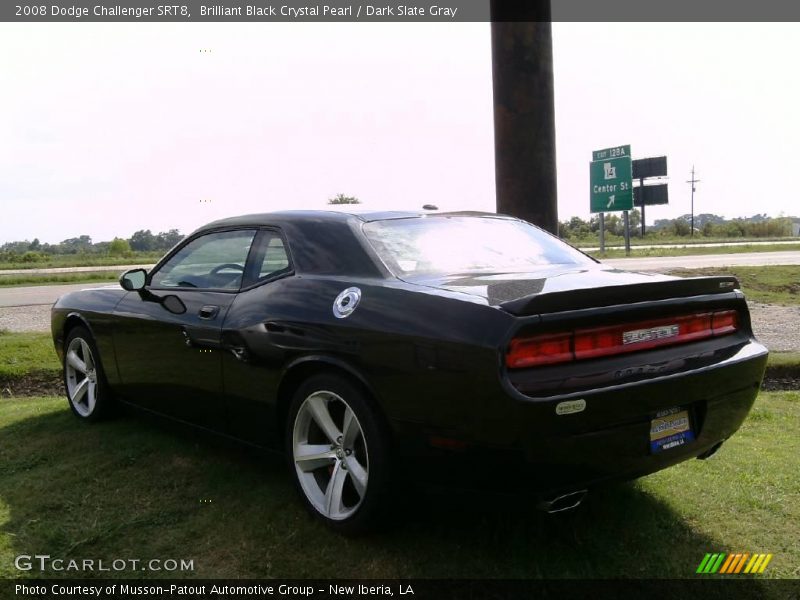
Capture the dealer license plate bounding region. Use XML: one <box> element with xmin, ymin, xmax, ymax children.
<box><xmin>650</xmin><ymin>407</ymin><xmax>694</xmax><ymax>454</ymax></box>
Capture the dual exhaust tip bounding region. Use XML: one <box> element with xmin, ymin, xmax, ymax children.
<box><xmin>537</xmin><ymin>489</ymin><xmax>588</xmax><ymax>514</ymax></box>
<box><xmin>535</xmin><ymin>441</ymin><xmax>726</xmax><ymax>513</ymax></box>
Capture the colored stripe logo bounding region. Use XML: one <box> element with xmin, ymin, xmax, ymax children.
<box><xmin>696</xmin><ymin>552</ymin><xmax>773</xmax><ymax>574</ymax></box>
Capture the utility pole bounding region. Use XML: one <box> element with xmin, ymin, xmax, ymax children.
<box><xmin>490</xmin><ymin>0</ymin><xmax>558</xmax><ymax>234</ymax></box>
<box><xmin>687</xmin><ymin>165</ymin><xmax>700</xmax><ymax>236</ymax></box>
<box><xmin>639</xmin><ymin>175</ymin><xmax>646</xmax><ymax>237</ymax></box>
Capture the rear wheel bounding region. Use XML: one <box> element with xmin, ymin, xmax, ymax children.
<box><xmin>286</xmin><ymin>373</ymin><xmax>389</xmax><ymax>534</ymax></box>
<box><xmin>63</xmin><ymin>326</ymin><xmax>113</xmax><ymax>421</ymax></box>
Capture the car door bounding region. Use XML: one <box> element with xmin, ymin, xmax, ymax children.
<box><xmin>112</xmin><ymin>228</ymin><xmax>257</xmax><ymax>431</ymax></box>
<box><xmin>219</xmin><ymin>229</ymin><xmax>294</xmax><ymax>445</ymax></box>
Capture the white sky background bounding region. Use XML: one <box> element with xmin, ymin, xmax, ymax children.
<box><xmin>0</xmin><ymin>22</ymin><xmax>798</xmax><ymax>244</ymax></box>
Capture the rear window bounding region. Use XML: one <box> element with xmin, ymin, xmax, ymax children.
<box><xmin>362</xmin><ymin>216</ymin><xmax>592</xmax><ymax>278</ymax></box>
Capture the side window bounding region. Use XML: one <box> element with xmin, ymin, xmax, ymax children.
<box><xmin>242</xmin><ymin>230</ymin><xmax>292</xmax><ymax>287</ymax></box>
<box><xmin>150</xmin><ymin>230</ymin><xmax>256</xmax><ymax>290</ymax></box>
<box><xmin>259</xmin><ymin>234</ymin><xmax>290</xmax><ymax>278</ymax></box>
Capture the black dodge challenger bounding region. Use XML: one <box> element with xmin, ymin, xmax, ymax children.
<box><xmin>51</xmin><ymin>210</ymin><xmax>768</xmax><ymax>533</ymax></box>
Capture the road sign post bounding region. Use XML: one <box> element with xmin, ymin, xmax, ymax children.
<box><xmin>640</xmin><ymin>177</ymin><xmax>646</xmax><ymax>237</ymax></box>
<box><xmin>599</xmin><ymin>212</ymin><xmax>605</xmax><ymax>253</ymax></box>
<box><xmin>624</xmin><ymin>210</ymin><xmax>631</xmax><ymax>255</ymax></box>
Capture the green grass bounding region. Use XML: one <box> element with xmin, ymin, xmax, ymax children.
<box><xmin>767</xmin><ymin>352</ymin><xmax>800</xmax><ymax>369</ymax></box>
<box><xmin>0</xmin><ymin>272</ymin><xmax>118</xmax><ymax>288</ymax></box>
<box><xmin>0</xmin><ymin>332</ymin><xmax>797</xmax><ymax>581</ymax></box>
<box><xmin>0</xmin><ymin>253</ymin><xmax>160</xmax><ymax>271</ymax></box>
<box><xmin>667</xmin><ymin>266</ymin><xmax>800</xmax><ymax>307</ymax></box>
<box><xmin>0</xmin><ymin>392</ymin><xmax>797</xmax><ymax>580</ymax></box>
<box><xmin>0</xmin><ymin>331</ymin><xmax>58</xmax><ymax>378</ymax></box>
<box><xmin>588</xmin><ymin>243</ymin><xmax>800</xmax><ymax>259</ymax></box>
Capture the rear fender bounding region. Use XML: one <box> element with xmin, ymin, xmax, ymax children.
<box><xmin>277</xmin><ymin>354</ymin><xmax>384</xmax><ymax>427</ymax></box>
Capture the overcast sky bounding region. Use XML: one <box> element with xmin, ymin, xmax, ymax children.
<box><xmin>1</xmin><ymin>22</ymin><xmax>797</xmax><ymax>244</ymax></box>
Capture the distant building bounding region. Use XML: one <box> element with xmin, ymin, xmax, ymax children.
<box><xmin>793</xmin><ymin>221</ymin><xmax>800</xmax><ymax>237</ymax></box>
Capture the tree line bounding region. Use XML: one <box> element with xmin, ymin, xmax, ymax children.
<box><xmin>1</xmin><ymin>192</ymin><xmax>361</xmax><ymax>265</ymax></box>
<box><xmin>559</xmin><ymin>211</ymin><xmax>796</xmax><ymax>241</ymax></box>
<box><xmin>3</xmin><ymin>208</ymin><xmax>793</xmax><ymax>264</ymax></box>
<box><xmin>0</xmin><ymin>229</ymin><xmax>185</xmax><ymax>263</ymax></box>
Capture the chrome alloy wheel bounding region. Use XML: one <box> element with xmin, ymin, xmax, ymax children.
<box><xmin>292</xmin><ymin>390</ymin><xmax>369</xmax><ymax>521</ymax></box>
<box><xmin>65</xmin><ymin>337</ymin><xmax>98</xmax><ymax>417</ymax></box>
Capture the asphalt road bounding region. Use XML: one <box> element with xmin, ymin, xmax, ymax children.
<box><xmin>0</xmin><ymin>283</ymin><xmax>117</xmax><ymax>307</ymax></box>
<box><xmin>1</xmin><ymin>251</ymin><xmax>798</xmax><ymax>308</ymax></box>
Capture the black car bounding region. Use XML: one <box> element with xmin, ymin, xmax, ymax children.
<box><xmin>51</xmin><ymin>210</ymin><xmax>768</xmax><ymax>533</ymax></box>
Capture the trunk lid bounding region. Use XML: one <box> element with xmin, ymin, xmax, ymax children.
<box><xmin>408</xmin><ymin>266</ymin><xmax>739</xmax><ymax>314</ymax></box>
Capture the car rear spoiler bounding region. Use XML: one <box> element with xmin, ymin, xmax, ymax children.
<box><xmin>499</xmin><ymin>276</ymin><xmax>741</xmax><ymax>316</ymax></box>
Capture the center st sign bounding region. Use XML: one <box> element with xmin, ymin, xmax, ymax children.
<box><xmin>590</xmin><ymin>145</ymin><xmax>633</xmax><ymax>213</ymax></box>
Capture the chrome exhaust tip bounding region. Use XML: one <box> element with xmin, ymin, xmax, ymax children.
<box><xmin>537</xmin><ymin>489</ymin><xmax>588</xmax><ymax>514</ymax></box>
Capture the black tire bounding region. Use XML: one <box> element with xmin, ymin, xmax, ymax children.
<box><xmin>286</xmin><ymin>372</ymin><xmax>390</xmax><ymax>535</ymax></box>
<box><xmin>63</xmin><ymin>326</ymin><xmax>114</xmax><ymax>422</ymax></box>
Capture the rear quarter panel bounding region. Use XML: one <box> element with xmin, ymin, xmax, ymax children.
<box><xmin>220</xmin><ymin>275</ymin><xmax>516</xmax><ymax>444</ymax></box>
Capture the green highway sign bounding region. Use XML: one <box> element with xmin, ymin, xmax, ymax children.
<box><xmin>590</xmin><ymin>146</ymin><xmax>633</xmax><ymax>213</ymax></box>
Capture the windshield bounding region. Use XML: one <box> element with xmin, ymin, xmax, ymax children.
<box><xmin>362</xmin><ymin>216</ymin><xmax>593</xmax><ymax>278</ymax></box>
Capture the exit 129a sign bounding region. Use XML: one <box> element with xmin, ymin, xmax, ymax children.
<box><xmin>590</xmin><ymin>145</ymin><xmax>633</xmax><ymax>213</ymax></box>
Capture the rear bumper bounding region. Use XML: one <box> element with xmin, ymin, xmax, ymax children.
<box><xmin>394</xmin><ymin>340</ymin><xmax>767</xmax><ymax>495</ymax></box>
<box><xmin>512</xmin><ymin>380</ymin><xmax>758</xmax><ymax>493</ymax></box>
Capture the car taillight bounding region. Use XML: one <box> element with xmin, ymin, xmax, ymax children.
<box><xmin>506</xmin><ymin>310</ymin><xmax>740</xmax><ymax>369</ymax></box>
<box><xmin>712</xmin><ymin>309</ymin><xmax>739</xmax><ymax>335</ymax></box>
<box><xmin>506</xmin><ymin>332</ymin><xmax>572</xmax><ymax>368</ymax></box>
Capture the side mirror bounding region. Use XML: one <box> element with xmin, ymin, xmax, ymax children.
<box><xmin>120</xmin><ymin>268</ymin><xmax>147</xmax><ymax>291</ymax></box>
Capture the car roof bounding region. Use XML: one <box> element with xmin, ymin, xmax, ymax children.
<box><xmin>190</xmin><ymin>209</ymin><xmax>520</xmax><ymax>279</ymax></box>
<box><xmin>198</xmin><ymin>209</ymin><xmax>509</xmax><ymax>231</ymax></box>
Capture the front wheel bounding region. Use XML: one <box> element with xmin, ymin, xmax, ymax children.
<box><xmin>286</xmin><ymin>373</ymin><xmax>390</xmax><ymax>535</ymax></box>
<box><xmin>63</xmin><ymin>326</ymin><xmax>113</xmax><ymax>421</ymax></box>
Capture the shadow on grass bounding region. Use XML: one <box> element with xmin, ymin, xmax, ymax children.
<box><xmin>0</xmin><ymin>400</ymin><xmax>771</xmax><ymax>592</ymax></box>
